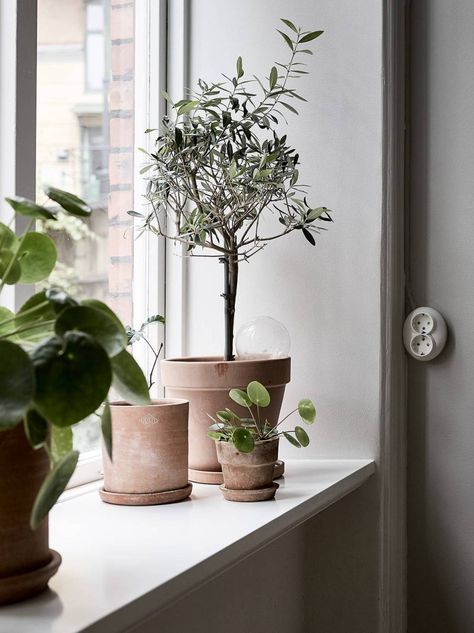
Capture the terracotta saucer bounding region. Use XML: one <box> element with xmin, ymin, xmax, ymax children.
<box><xmin>0</xmin><ymin>549</ymin><xmax>61</xmax><ymax>606</ymax></box>
<box><xmin>219</xmin><ymin>482</ymin><xmax>279</xmax><ymax>502</ymax></box>
<box><xmin>99</xmin><ymin>483</ymin><xmax>193</xmax><ymax>506</ymax></box>
<box><xmin>189</xmin><ymin>460</ymin><xmax>285</xmax><ymax>485</ymax></box>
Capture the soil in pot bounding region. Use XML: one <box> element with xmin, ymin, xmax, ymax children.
<box><xmin>0</xmin><ymin>425</ymin><xmax>61</xmax><ymax>605</ymax></box>
<box><xmin>161</xmin><ymin>357</ymin><xmax>290</xmax><ymax>484</ymax></box>
<box><xmin>216</xmin><ymin>437</ymin><xmax>279</xmax><ymax>502</ymax></box>
<box><xmin>100</xmin><ymin>399</ymin><xmax>192</xmax><ymax>505</ymax></box>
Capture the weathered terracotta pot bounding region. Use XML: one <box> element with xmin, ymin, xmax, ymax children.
<box><xmin>0</xmin><ymin>424</ymin><xmax>61</xmax><ymax>605</ymax></box>
<box><xmin>216</xmin><ymin>437</ymin><xmax>279</xmax><ymax>491</ymax></box>
<box><xmin>100</xmin><ymin>399</ymin><xmax>192</xmax><ymax>505</ymax></box>
<box><xmin>161</xmin><ymin>357</ymin><xmax>290</xmax><ymax>484</ymax></box>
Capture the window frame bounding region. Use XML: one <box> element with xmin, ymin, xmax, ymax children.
<box><xmin>1</xmin><ymin>0</ymin><xmax>167</xmax><ymax>488</ymax></box>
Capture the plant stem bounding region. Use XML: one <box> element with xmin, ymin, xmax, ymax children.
<box><xmin>0</xmin><ymin>301</ymin><xmax>49</xmax><ymax>328</ymax></box>
<box><xmin>0</xmin><ymin>319</ymin><xmax>55</xmax><ymax>340</ymax></box>
<box><xmin>222</xmin><ymin>253</ymin><xmax>238</xmax><ymax>361</ymax></box>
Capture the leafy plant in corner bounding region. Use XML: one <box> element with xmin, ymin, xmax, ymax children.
<box><xmin>208</xmin><ymin>380</ymin><xmax>316</xmax><ymax>453</ymax></box>
<box><xmin>0</xmin><ymin>188</ymin><xmax>150</xmax><ymax>528</ymax></box>
<box><xmin>131</xmin><ymin>18</ymin><xmax>333</xmax><ymax>361</ymax></box>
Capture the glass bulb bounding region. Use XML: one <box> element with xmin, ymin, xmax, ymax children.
<box><xmin>235</xmin><ymin>316</ymin><xmax>290</xmax><ymax>360</ymax></box>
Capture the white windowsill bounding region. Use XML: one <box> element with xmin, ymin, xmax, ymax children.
<box><xmin>0</xmin><ymin>459</ymin><xmax>375</xmax><ymax>633</ymax></box>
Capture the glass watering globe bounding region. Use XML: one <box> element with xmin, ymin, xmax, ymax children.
<box><xmin>235</xmin><ymin>316</ymin><xmax>290</xmax><ymax>360</ymax></box>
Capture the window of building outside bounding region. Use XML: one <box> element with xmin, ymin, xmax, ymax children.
<box><xmin>36</xmin><ymin>0</ymin><xmax>136</xmax><ymax>454</ymax></box>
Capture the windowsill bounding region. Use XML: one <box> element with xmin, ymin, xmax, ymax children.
<box><xmin>0</xmin><ymin>459</ymin><xmax>375</xmax><ymax>633</ymax></box>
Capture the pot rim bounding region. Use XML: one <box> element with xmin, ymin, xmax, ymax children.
<box><xmin>161</xmin><ymin>355</ymin><xmax>291</xmax><ymax>365</ymax></box>
<box><xmin>215</xmin><ymin>436</ymin><xmax>279</xmax><ymax>446</ymax></box>
<box><xmin>109</xmin><ymin>398</ymin><xmax>188</xmax><ymax>408</ymax></box>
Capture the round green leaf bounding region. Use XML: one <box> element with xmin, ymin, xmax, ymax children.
<box><xmin>247</xmin><ymin>381</ymin><xmax>270</xmax><ymax>407</ymax></box>
<box><xmin>298</xmin><ymin>398</ymin><xmax>316</xmax><ymax>424</ymax></box>
<box><xmin>44</xmin><ymin>186</ymin><xmax>91</xmax><ymax>217</ymax></box>
<box><xmin>30</xmin><ymin>450</ymin><xmax>79</xmax><ymax>529</ymax></box>
<box><xmin>51</xmin><ymin>425</ymin><xmax>73</xmax><ymax>462</ymax></box>
<box><xmin>32</xmin><ymin>332</ymin><xmax>112</xmax><ymax>426</ymax></box>
<box><xmin>14</xmin><ymin>291</ymin><xmax>56</xmax><ymax>344</ymax></box>
<box><xmin>229</xmin><ymin>388</ymin><xmax>252</xmax><ymax>408</ymax></box>
<box><xmin>0</xmin><ymin>248</ymin><xmax>21</xmax><ymax>284</ymax></box>
<box><xmin>208</xmin><ymin>430</ymin><xmax>225</xmax><ymax>441</ymax></box>
<box><xmin>5</xmin><ymin>196</ymin><xmax>56</xmax><ymax>220</ymax></box>
<box><xmin>216</xmin><ymin>410</ymin><xmax>233</xmax><ymax>422</ymax></box>
<box><xmin>17</xmin><ymin>232</ymin><xmax>57</xmax><ymax>283</ymax></box>
<box><xmin>295</xmin><ymin>425</ymin><xmax>310</xmax><ymax>447</ymax></box>
<box><xmin>0</xmin><ymin>306</ymin><xmax>16</xmax><ymax>338</ymax></box>
<box><xmin>111</xmin><ymin>349</ymin><xmax>150</xmax><ymax>405</ymax></box>
<box><xmin>283</xmin><ymin>431</ymin><xmax>302</xmax><ymax>448</ymax></box>
<box><xmin>232</xmin><ymin>427</ymin><xmax>255</xmax><ymax>453</ymax></box>
<box><xmin>81</xmin><ymin>299</ymin><xmax>125</xmax><ymax>331</ymax></box>
<box><xmin>24</xmin><ymin>410</ymin><xmax>49</xmax><ymax>449</ymax></box>
<box><xmin>0</xmin><ymin>341</ymin><xmax>35</xmax><ymax>429</ymax></box>
<box><xmin>55</xmin><ymin>305</ymin><xmax>127</xmax><ymax>357</ymax></box>
<box><xmin>0</xmin><ymin>223</ymin><xmax>19</xmax><ymax>249</ymax></box>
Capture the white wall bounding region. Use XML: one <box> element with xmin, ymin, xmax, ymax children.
<box><xmin>161</xmin><ymin>3</ymin><xmax>385</xmax><ymax>632</ymax></box>
<box><xmin>180</xmin><ymin>0</ymin><xmax>383</xmax><ymax>462</ymax></box>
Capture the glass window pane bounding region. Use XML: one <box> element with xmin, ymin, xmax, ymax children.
<box><xmin>86</xmin><ymin>32</ymin><xmax>105</xmax><ymax>91</ymax></box>
<box><xmin>36</xmin><ymin>0</ymin><xmax>135</xmax><ymax>452</ymax></box>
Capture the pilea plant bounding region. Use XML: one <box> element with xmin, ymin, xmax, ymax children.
<box><xmin>132</xmin><ymin>18</ymin><xmax>333</xmax><ymax>361</ymax></box>
<box><xmin>208</xmin><ymin>380</ymin><xmax>316</xmax><ymax>453</ymax></box>
<box><xmin>0</xmin><ymin>188</ymin><xmax>150</xmax><ymax>528</ymax></box>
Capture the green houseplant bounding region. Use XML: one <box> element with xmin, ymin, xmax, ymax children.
<box><xmin>135</xmin><ymin>19</ymin><xmax>332</xmax><ymax>483</ymax></box>
<box><xmin>208</xmin><ymin>381</ymin><xmax>315</xmax><ymax>501</ymax></box>
<box><xmin>0</xmin><ymin>188</ymin><xmax>150</xmax><ymax>605</ymax></box>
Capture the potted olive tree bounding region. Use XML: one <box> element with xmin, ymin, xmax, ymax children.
<box><xmin>208</xmin><ymin>381</ymin><xmax>316</xmax><ymax>501</ymax></box>
<box><xmin>132</xmin><ymin>19</ymin><xmax>332</xmax><ymax>483</ymax></box>
<box><xmin>100</xmin><ymin>318</ymin><xmax>192</xmax><ymax>507</ymax></box>
<box><xmin>0</xmin><ymin>189</ymin><xmax>150</xmax><ymax>605</ymax></box>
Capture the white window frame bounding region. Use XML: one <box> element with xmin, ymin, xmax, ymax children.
<box><xmin>1</xmin><ymin>0</ymin><xmax>167</xmax><ymax>488</ymax></box>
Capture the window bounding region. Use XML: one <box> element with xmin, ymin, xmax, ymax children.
<box><xmin>35</xmin><ymin>0</ymin><xmax>165</xmax><ymax>482</ymax></box>
<box><xmin>85</xmin><ymin>0</ymin><xmax>105</xmax><ymax>92</ymax></box>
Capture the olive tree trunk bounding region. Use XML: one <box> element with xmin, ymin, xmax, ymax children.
<box><xmin>222</xmin><ymin>254</ymin><xmax>238</xmax><ymax>361</ymax></box>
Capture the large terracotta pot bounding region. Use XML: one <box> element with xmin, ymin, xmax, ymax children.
<box><xmin>161</xmin><ymin>357</ymin><xmax>290</xmax><ymax>483</ymax></box>
<box><xmin>0</xmin><ymin>424</ymin><xmax>61</xmax><ymax>605</ymax></box>
<box><xmin>100</xmin><ymin>399</ymin><xmax>192</xmax><ymax>505</ymax></box>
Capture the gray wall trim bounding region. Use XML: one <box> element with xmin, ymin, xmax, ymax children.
<box><xmin>379</xmin><ymin>1</ymin><xmax>407</xmax><ymax>631</ymax></box>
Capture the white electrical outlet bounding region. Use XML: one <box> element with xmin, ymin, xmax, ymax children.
<box><xmin>403</xmin><ymin>307</ymin><xmax>447</xmax><ymax>361</ymax></box>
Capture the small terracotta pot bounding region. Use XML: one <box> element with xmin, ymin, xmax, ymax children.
<box><xmin>100</xmin><ymin>399</ymin><xmax>192</xmax><ymax>505</ymax></box>
<box><xmin>161</xmin><ymin>357</ymin><xmax>290</xmax><ymax>483</ymax></box>
<box><xmin>0</xmin><ymin>424</ymin><xmax>61</xmax><ymax>605</ymax></box>
<box><xmin>216</xmin><ymin>437</ymin><xmax>279</xmax><ymax>490</ymax></box>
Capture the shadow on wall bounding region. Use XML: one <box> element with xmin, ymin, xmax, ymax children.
<box><xmin>144</xmin><ymin>480</ymin><xmax>379</xmax><ymax>633</ymax></box>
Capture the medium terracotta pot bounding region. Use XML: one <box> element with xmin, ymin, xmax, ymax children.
<box><xmin>100</xmin><ymin>399</ymin><xmax>192</xmax><ymax>505</ymax></box>
<box><xmin>161</xmin><ymin>357</ymin><xmax>291</xmax><ymax>483</ymax></box>
<box><xmin>216</xmin><ymin>438</ymin><xmax>279</xmax><ymax>490</ymax></box>
<box><xmin>0</xmin><ymin>424</ymin><xmax>61</xmax><ymax>605</ymax></box>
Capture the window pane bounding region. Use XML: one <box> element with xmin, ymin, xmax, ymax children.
<box><xmin>36</xmin><ymin>0</ymin><xmax>135</xmax><ymax>452</ymax></box>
